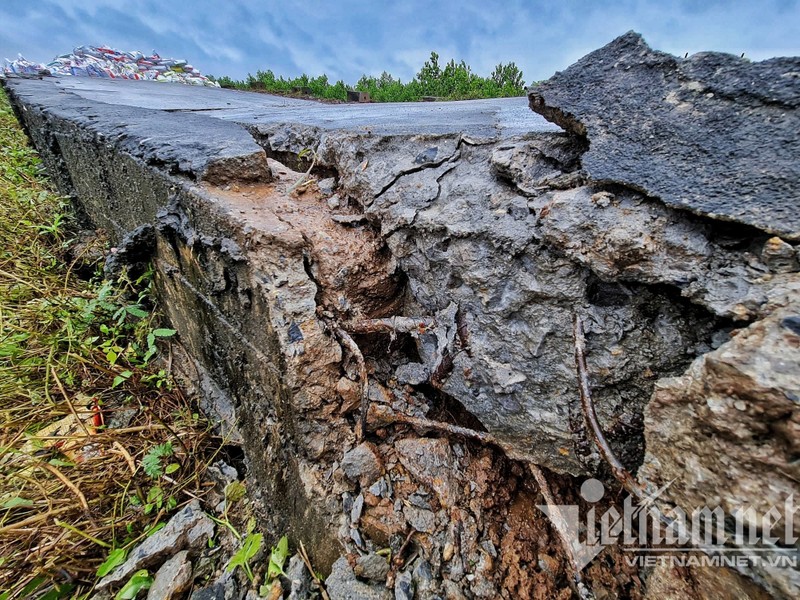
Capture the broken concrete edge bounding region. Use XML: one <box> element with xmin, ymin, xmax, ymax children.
<box><xmin>527</xmin><ymin>31</ymin><xmax>800</xmax><ymax>241</ymax></box>
<box><xmin>2</xmin><ymin>78</ymin><xmax>345</xmax><ymax>572</ymax></box>
<box><xmin>3</xmin><ymin>77</ymin><xmax>270</xmax><ymax>186</ymax></box>
<box><xmin>4</xmin><ymin>65</ymin><xmax>798</xmax><ymax>598</ymax></box>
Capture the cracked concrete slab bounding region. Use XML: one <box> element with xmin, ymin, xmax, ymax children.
<box><xmin>528</xmin><ymin>31</ymin><xmax>800</xmax><ymax>239</ymax></box>
<box><xmin>42</xmin><ymin>75</ymin><xmax>561</xmax><ymax>138</ymax></box>
<box><xmin>4</xmin><ymin>43</ymin><xmax>799</xmax><ymax>597</ymax></box>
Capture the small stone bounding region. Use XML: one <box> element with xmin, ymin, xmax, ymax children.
<box><xmin>411</xmin><ymin>558</ymin><xmax>439</xmax><ymax>600</ymax></box>
<box><xmin>443</xmin><ymin>580</ymin><xmax>468</xmax><ymax>600</ymax></box>
<box><xmin>349</xmin><ymin>527</ymin><xmax>365</xmax><ymax>549</ymax></box>
<box><xmin>147</xmin><ymin>550</ymin><xmax>192</xmax><ymax>600</ymax></box>
<box><xmin>480</xmin><ymin>539</ymin><xmax>498</xmax><ymax>559</ymax></box>
<box><xmin>591</xmin><ymin>191</ymin><xmax>614</xmax><ymax>207</ymax></box>
<box><xmin>442</xmin><ymin>543</ymin><xmax>455</xmax><ymax>562</ymax></box>
<box><xmin>190</xmin><ymin>571</ymin><xmax>236</xmax><ymax>600</ymax></box>
<box><xmin>325</xmin><ymin>557</ymin><xmax>392</xmax><ymax>600</ymax></box>
<box><xmin>285</xmin><ymin>554</ymin><xmax>313</xmax><ymax>600</ymax></box>
<box><xmin>351</xmin><ymin>493</ymin><xmax>365</xmax><ymax>523</ymax></box>
<box><xmin>408</xmin><ymin>490</ymin><xmax>432</xmax><ymax>510</ymax></box>
<box><xmin>207</xmin><ymin>460</ymin><xmax>238</xmax><ymax>487</ymax></box>
<box><xmin>394</xmin><ymin>569</ymin><xmax>415</xmax><ymax>600</ymax></box>
<box><xmin>354</xmin><ymin>553</ymin><xmax>390</xmax><ymax>583</ymax></box>
<box><xmin>331</xmin><ymin>213</ymin><xmax>367</xmax><ymax>226</ymax></box>
<box><xmin>327</xmin><ymin>194</ymin><xmax>342</xmax><ymax>210</ymax></box>
<box><xmin>367</xmin><ymin>478</ymin><xmax>388</xmax><ymax>499</ymax></box>
<box><xmin>781</xmin><ymin>316</ymin><xmax>800</xmax><ymax>336</ymax></box>
<box><xmin>318</xmin><ymin>177</ymin><xmax>336</xmax><ymax>196</ymax></box>
<box><xmin>395</xmin><ymin>362</ymin><xmax>430</xmax><ymax>386</ymax></box>
<box><xmin>342</xmin><ymin>492</ymin><xmax>354</xmax><ymax>513</ymax></box>
<box><xmin>403</xmin><ymin>505</ymin><xmax>437</xmax><ymax>533</ymax></box>
<box><xmin>98</xmin><ymin>500</ymin><xmax>214</xmax><ymax>591</ymax></box>
<box><xmin>252</xmin><ymin>581</ymin><xmax>281</xmax><ymax>600</ymax></box>
<box><xmin>761</xmin><ymin>237</ymin><xmax>799</xmax><ymax>273</ymax></box>
<box><xmin>341</xmin><ymin>442</ymin><xmax>383</xmax><ymax>488</ymax></box>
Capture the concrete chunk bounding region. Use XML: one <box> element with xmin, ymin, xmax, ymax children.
<box><xmin>528</xmin><ymin>31</ymin><xmax>800</xmax><ymax>239</ymax></box>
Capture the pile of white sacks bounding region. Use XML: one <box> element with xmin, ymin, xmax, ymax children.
<box><xmin>3</xmin><ymin>45</ymin><xmax>219</xmax><ymax>87</ymax></box>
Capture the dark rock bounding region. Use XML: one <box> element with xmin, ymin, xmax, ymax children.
<box><xmin>528</xmin><ymin>31</ymin><xmax>800</xmax><ymax>240</ymax></box>
<box><xmin>341</xmin><ymin>442</ymin><xmax>383</xmax><ymax>488</ymax></box>
<box><xmin>284</xmin><ymin>554</ymin><xmax>313</xmax><ymax>600</ymax></box>
<box><xmin>190</xmin><ymin>571</ymin><xmax>238</xmax><ymax>600</ymax></box>
<box><xmin>350</xmin><ymin>493</ymin><xmax>365</xmax><ymax>524</ymax></box>
<box><xmin>403</xmin><ymin>505</ymin><xmax>437</xmax><ymax>533</ymax></box>
<box><xmin>394</xmin><ymin>570</ymin><xmax>415</xmax><ymax>600</ymax></box>
<box><xmin>317</xmin><ymin>177</ymin><xmax>337</xmax><ymax>196</ymax></box>
<box><xmin>781</xmin><ymin>315</ymin><xmax>800</xmax><ymax>336</ymax></box>
<box><xmin>104</xmin><ymin>223</ymin><xmax>155</xmax><ymax>279</ymax></box>
<box><xmin>354</xmin><ymin>553</ymin><xmax>390</xmax><ymax>583</ymax></box>
<box><xmin>97</xmin><ymin>500</ymin><xmax>214</xmax><ymax>591</ymax></box>
<box><xmin>327</xmin><ymin>194</ymin><xmax>342</xmax><ymax>210</ymax></box>
<box><xmin>395</xmin><ymin>362</ymin><xmax>430</xmax><ymax>386</ymax></box>
<box><xmin>367</xmin><ymin>478</ymin><xmax>389</xmax><ymax>499</ymax></box>
<box><xmin>412</xmin><ymin>558</ymin><xmax>434</xmax><ymax>587</ymax></box>
<box><xmin>349</xmin><ymin>527</ymin><xmax>365</xmax><ymax>550</ymax></box>
<box><xmin>325</xmin><ymin>557</ymin><xmax>392</xmax><ymax>600</ymax></box>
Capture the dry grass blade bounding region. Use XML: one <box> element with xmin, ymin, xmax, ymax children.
<box><xmin>298</xmin><ymin>540</ymin><xmax>331</xmax><ymax>600</ymax></box>
<box><xmin>36</xmin><ymin>462</ymin><xmax>91</xmax><ymax>514</ymax></box>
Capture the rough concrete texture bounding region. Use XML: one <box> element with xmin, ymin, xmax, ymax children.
<box><xmin>4</xmin><ymin>31</ymin><xmax>799</xmax><ymax>598</ymax></box>
<box><xmin>529</xmin><ymin>31</ymin><xmax>800</xmax><ymax>240</ymax></box>
<box><xmin>639</xmin><ymin>301</ymin><xmax>800</xmax><ymax>597</ymax></box>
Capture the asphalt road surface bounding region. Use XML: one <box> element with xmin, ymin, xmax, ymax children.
<box><xmin>45</xmin><ymin>77</ymin><xmax>561</xmax><ymax>138</ymax></box>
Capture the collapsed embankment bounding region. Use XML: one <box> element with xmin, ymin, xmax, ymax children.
<box><xmin>4</xmin><ymin>31</ymin><xmax>798</xmax><ymax>599</ymax></box>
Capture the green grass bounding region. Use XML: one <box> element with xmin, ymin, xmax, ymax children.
<box><xmin>213</xmin><ymin>51</ymin><xmax>530</xmax><ymax>102</ymax></box>
<box><xmin>0</xmin><ymin>88</ymin><xmax>216</xmax><ymax>599</ymax></box>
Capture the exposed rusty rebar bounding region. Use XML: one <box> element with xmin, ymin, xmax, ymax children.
<box><xmin>334</xmin><ymin>326</ymin><xmax>369</xmax><ymax>441</ymax></box>
<box><xmin>340</xmin><ymin>316</ymin><xmax>436</xmax><ymax>336</ymax></box>
<box><xmin>573</xmin><ymin>314</ymin><xmax>645</xmax><ymax>500</ymax></box>
<box><xmin>368</xmin><ymin>403</ymin><xmax>498</xmax><ymax>445</ymax></box>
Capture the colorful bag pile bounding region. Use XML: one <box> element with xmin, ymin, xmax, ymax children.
<box><xmin>3</xmin><ymin>46</ymin><xmax>219</xmax><ymax>87</ymax></box>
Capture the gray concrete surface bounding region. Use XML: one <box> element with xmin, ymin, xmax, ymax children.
<box><xmin>43</xmin><ymin>76</ymin><xmax>560</xmax><ymax>137</ymax></box>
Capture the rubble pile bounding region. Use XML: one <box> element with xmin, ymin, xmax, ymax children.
<box><xmin>2</xmin><ymin>46</ymin><xmax>218</xmax><ymax>86</ymax></box>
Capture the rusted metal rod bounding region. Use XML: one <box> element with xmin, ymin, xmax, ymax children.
<box><xmin>368</xmin><ymin>403</ymin><xmax>498</xmax><ymax>445</ymax></box>
<box><xmin>340</xmin><ymin>316</ymin><xmax>436</xmax><ymax>336</ymax></box>
<box><xmin>573</xmin><ymin>315</ymin><xmax>645</xmax><ymax>500</ymax></box>
<box><xmin>334</xmin><ymin>326</ymin><xmax>369</xmax><ymax>441</ymax></box>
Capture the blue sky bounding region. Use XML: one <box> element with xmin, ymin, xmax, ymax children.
<box><xmin>1</xmin><ymin>1</ymin><xmax>798</xmax><ymax>84</ymax></box>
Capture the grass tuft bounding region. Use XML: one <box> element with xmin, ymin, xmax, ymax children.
<box><xmin>0</xmin><ymin>88</ymin><xmax>217</xmax><ymax>599</ymax></box>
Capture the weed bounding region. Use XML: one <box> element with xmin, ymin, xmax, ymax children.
<box><xmin>141</xmin><ymin>441</ymin><xmax>176</xmax><ymax>478</ymax></box>
<box><xmin>114</xmin><ymin>569</ymin><xmax>152</xmax><ymax>600</ymax></box>
<box><xmin>0</xmin><ymin>88</ymin><xmax>217</xmax><ymax>598</ymax></box>
<box><xmin>227</xmin><ymin>532</ymin><xmax>262</xmax><ymax>583</ymax></box>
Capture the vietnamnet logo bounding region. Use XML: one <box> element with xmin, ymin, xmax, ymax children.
<box><xmin>535</xmin><ymin>477</ymin><xmax>799</xmax><ymax>571</ymax></box>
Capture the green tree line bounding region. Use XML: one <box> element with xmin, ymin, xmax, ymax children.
<box><xmin>212</xmin><ymin>52</ymin><xmax>528</xmax><ymax>102</ymax></box>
